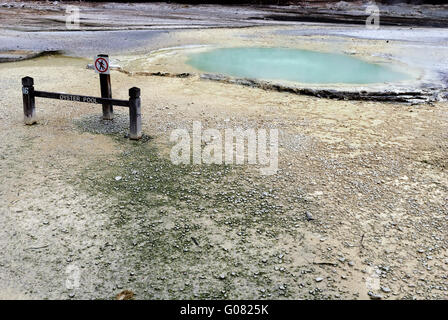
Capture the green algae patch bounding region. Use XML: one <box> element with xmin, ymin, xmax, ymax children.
<box><xmin>73</xmin><ymin>116</ymin><xmax>313</xmax><ymax>299</ymax></box>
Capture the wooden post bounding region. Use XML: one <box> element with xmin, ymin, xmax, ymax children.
<box><xmin>98</xmin><ymin>54</ymin><xmax>113</xmax><ymax>120</ymax></box>
<box><xmin>22</xmin><ymin>76</ymin><xmax>36</xmax><ymax>125</ymax></box>
<box><xmin>129</xmin><ymin>87</ymin><xmax>142</xmax><ymax>140</ymax></box>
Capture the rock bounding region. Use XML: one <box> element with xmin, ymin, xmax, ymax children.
<box><xmin>116</xmin><ymin>290</ymin><xmax>134</xmax><ymax>300</ymax></box>
<box><xmin>305</xmin><ymin>211</ymin><xmax>314</xmax><ymax>221</ymax></box>
<box><xmin>381</xmin><ymin>287</ymin><xmax>391</xmax><ymax>293</ymax></box>
<box><xmin>114</xmin><ymin>176</ymin><xmax>122</xmax><ymax>181</ymax></box>
<box><xmin>368</xmin><ymin>291</ymin><xmax>382</xmax><ymax>300</ymax></box>
<box><xmin>315</xmin><ymin>277</ymin><xmax>323</xmax><ymax>282</ymax></box>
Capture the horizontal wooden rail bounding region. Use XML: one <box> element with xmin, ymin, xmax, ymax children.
<box><xmin>33</xmin><ymin>91</ymin><xmax>129</xmax><ymax>107</ymax></box>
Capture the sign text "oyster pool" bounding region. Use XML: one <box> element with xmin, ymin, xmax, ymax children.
<box><xmin>59</xmin><ymin>94</ymin><xmax>97</xmax><ymax>104</ymax></box>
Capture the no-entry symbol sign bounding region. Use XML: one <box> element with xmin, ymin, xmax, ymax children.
<box><xmin>94</xmin><ymin>55</ymin><xmax>110</xmax><ymax>74</ymax></box>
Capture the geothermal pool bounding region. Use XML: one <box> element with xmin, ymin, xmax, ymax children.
<box><xmin>187</xmin><ymin>47</ymin><xmax>411</xmax><ymax>84</ymax></box>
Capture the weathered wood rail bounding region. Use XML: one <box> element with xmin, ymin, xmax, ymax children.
<box><xmin>21</xmin><ymin>76</ymin><xmax>142</xmax><ymax>140</ymax></box>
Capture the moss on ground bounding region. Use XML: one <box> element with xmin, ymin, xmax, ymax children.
<box><xmin>73</xmin><ymin>115</ymin><xmax>311</xmax><ymax>299</ymax></box>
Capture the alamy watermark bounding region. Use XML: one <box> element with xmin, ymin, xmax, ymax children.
<box><xmin>365</xmin><ymin>2</ymin><xmax>380</xmax><ymax>30</ymax></box>
<box><xmin>66</xmin><ymin>5</ymin><xmax>80</xmax><ymax>30</ymax></box>
<box><xmin>170</xmin><ymin>121</ymin><xmax>278</xmax><ymax>175</ymax></box>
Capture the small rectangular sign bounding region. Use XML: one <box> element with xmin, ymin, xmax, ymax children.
<box><xmin>94</xmin><ymin>55</ymin><xmax>110</xmax><ymax>74</ymax></box>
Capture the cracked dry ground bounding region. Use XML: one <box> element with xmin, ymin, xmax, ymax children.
<box><xmin>0</xmin><ymin>56</ymin><xmax>447</xmax><ymax>299</ymax></box>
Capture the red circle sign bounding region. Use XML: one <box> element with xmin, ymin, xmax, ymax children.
<box><xmin>95</xmin><ymin>57</ymin><xmax>109</xmax><ymax>73</ymax></box>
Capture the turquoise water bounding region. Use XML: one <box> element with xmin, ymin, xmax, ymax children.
<box><xmin>187</xmin><ymin>47</ymin><xmax>411</xmax><ymax>84</ymax></box>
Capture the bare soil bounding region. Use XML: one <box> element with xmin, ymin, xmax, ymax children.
<box><xmin>0</xmin><ymin>54</ymin><xmax>447</xmax><ymax>300</ymax></box>
<box><xmin>0</xmin><ymin>2</ymin><xmax>447</xmax><ymax>300</ymax></box>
